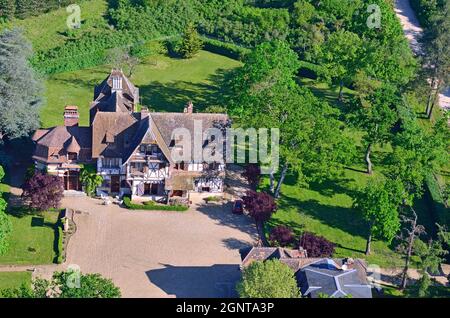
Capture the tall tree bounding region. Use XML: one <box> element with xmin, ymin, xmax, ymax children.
<box><xmin>316</xmin><ymin>30</ymin><xmax>364</xmax><ymax>100</ymax></box>
<box><xmin>0</xmin><ymin>28</ymin><xmax>42</xmax><ymax>142</ymax></box>
<box><xmin>178</xmin><ymin>22</ymin><xmax>203</xmax><ymax>59</ymax></box>
<box><xmin>347</xmin><ymin>84</ymin><xmax>399</xmax><ymax>174</ymax></box>
<box><xmin>227</xmin><ymin>41</ymin><xmax>354</xmax><ymax>198</ymax></box>
<box><xmin>398</xmin><ymin>208</ymin><xmax>426</xmax><ymax>290</ymax></box>
<box><xmin>237</xmin><ymin>259</ymin><xmax>301</xmax><ymax>298</ymax></box>
<box><xmin>107</xmin><ymin>46</ymin><xmax>140</xmax><ymax>78</ymax></box>
<box><xmin>0</xmin><ymin>0</ymin><xmax>15</xmax><ymax>21</ymax></box>
<box><xmin>422</xmin><ymin>0</ymin><xmax>450</xmax><ymax>118</ymax></box>
<box><xmin>242</xmin><ymin>190</ymin><xmax>277</xmax><ymax>246</ymax></box>
<box><xmin>353</xmin><ymin>179</ymin><xmax>404</xmax><ymax>255</ymax></box>
<box><xmin>21</xmin><ymin>173</ymin><xmax>64</xmax><ymax>211</ymax></box>
<box><xmin>389</xmin><ymin>108</ymin><xmax>449</xmax><ymax>199</ymax></box>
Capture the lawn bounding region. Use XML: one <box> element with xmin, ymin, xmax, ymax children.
<box><xmin>0</xmin><ymin>210</ymin><xmax>60</xmax><ymax>265</ymax></box>
<box><xmin>41</xmin><ymin>50</ymin><xmax>242</xmax><ymax>127</ymax></box>
<box><xmin>0</xmin><ymin>272</ymin><xmax>32</xmax><ymax>292</ymax></box>
<box><xmin>0</xmin><ymin>0</ymin><xmax>109</xmax><ymax>53</ymax></box>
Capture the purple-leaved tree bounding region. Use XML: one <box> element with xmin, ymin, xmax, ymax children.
<box><xmin>242</xmin><ymin>190</ymin><xmax>277</xmax><ymax>246</ymax></box>
<box><xmin>22</xmin><ymin>173</ymin><xmax>64</xmax><ymax>211</ymax></box>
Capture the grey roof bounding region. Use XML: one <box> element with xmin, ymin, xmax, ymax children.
<box><xmin>297</xmin><ymin>259</ymin><xmax>372</xmax><ymax>298</ymax></box>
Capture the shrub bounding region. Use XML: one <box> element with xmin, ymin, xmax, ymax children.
<box><xmin>201</xmin><ymin>37</ymin><xmax>250</xmax><ymax>60</ymax></box>
<box><xmin>203</xmin><ymin>196</ymin><xmax>221</xmax><ymax>203</ymax></box>
<box><xmin>55</xmin><ymin>220</ymin><xmax>64</xmax><ymax>264</ymax></box>
<box><xmin>123</xmin><ymin>196</ymin><xmax>188</xmax><ymax>212</ymax></box>
<box><xmin>298</xmin><ymin>232</ymin><xmax>335</xmax><ymax>258</ymax></box>
<box><xmin>269</xmin><ymin>225</ymin><xmax>295</xmax><ymax>247</ymax></box>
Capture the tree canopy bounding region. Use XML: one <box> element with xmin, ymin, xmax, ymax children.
<box><xmin>0</xmin><ymin>28</ymin><xmax>43</xmax><ymax>141</ymax></box>
<box><xmin>237</xmin><ymin>259</ymin><xmax>301</xmax><ymax>298</ymax></box>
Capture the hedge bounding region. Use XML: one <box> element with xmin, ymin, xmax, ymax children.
<box><xmin>425</xmin><ymin>173</ymin><xmax>449</xmax><ymax>228</ymax></box>
<box><xmin>123</xmin><ymin>196</ymin><xmax>188</xmax><ymax>212</ymax></box>
<box><xmin>201</xmin><ymin>36</ymin><xmax>250</xmax><ymax>61</ymax></box>
<box><xmin>54</xmin><ymin>219</ymin><xmax>64</xmax><ymax>264</ymax></box>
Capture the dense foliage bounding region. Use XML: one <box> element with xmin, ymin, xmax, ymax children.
<box><xmin>269</xmin><ymin>225</ymin><xmax>295</xmax><ymax>247</ymax></box>
<box><xmin>243</xmin><ymin>190</ymin><xmax>277</xmax><ymax>244</ymax></box>
<box><xmin>21</xmin><ymin>173</ymin><xmax>64</xmax><ymax>211</ymax></box>
<box><xmin>0</xmin><ymin>0</ymin><xmax>76</xmax><ymax>20</ymax></box>
<box><xmin>242</xmin><ymin>164</ymin><xmax>261</xmax><ymax>189</ymax></box>
<box><xmin>0</xmin><ymin>28</ymin><xmax>42</xmax><ymax>140</ymax></box>
<box><xmin>298</xmin><ymin>232</ymin><xmax>335</xmax><ymax>258</ymax></box>
<box><xmin>237</xmin><ymin>259</ymin><xmax>300</xmax><ymax>298</ymax></box>
<box><xmin>80</xmin><ymin>165</ymin><xmax>103</xmax><ymax>197</ymax></box>
<box><xmin>410</xmin><ymin>0</ymin><xmax>446</xmax><ymax>28</ymax></box>
<box><xmin>1</xmin><ymin>270</ymin><xmax>121</xmax><ymax>298</ymax></box>
<box><xmin>0</xmin><ymin>196</ymin><xmax>12</xmax><ymax>255</ymax></box>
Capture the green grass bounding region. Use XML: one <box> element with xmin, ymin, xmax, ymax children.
<box><xmin>0</xmin><ymin>272</ymin><xmax>32</xmax><ymax>291</ymax></box>
<box><xmin>0</xmin><ymin>210</ymin><xmax>60</xmax><ymax>265</ymax></box>
<box><xmin>42</xmin><ymin>50</ymin><xmax>242</xmax><ymax>127</ymax></box>
<box><xmin>0</xmin><ymin>0</ymin><xmax>108</xmax><ymax>52</ymax></box>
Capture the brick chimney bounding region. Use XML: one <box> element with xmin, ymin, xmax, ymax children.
<box><xmin>64</xmin><ymin>106</ymin><xmax>79</xmax><ymax>127</ymax></box>
<box><xmin>184</xmin><ymin>101</ymin><xmax>194</xmax><ymax>114</ymax></box>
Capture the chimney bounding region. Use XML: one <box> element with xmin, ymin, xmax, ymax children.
<box><xmin>64</xmin><ymin>106</ymin><xmax>79</xmax><ymax>127</ymax></box>
<box><xmin>184</xmin><ymin>101</ymin><xmax>194</xmax><ymax>114</ymax></box>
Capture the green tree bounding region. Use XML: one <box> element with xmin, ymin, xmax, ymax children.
<box><xmin>178</xmin><ymin>23</ymin><xmax>203</xmax><ymax>59</ymax></box>
<box><xmin>237</xmin><ymin>259</ymin><xmax>301</xmax><ymax>298</ymax></box>
<box><xmin>316</xmin><ymin>30</ymin><xmax>364</xmax><ymax>100</ymax></box>
<box><xmin>80</xmin><ymin>166</ymin><xmax>103</xmax><ymax>197</ymax></box>
<box><xmin>347</xmin><ymin>84</ymin><xmax>399</xmax><ymax>174</ymax></box>
<box><xmin>0</xmin><ymin>197</ymin><xmax>12</xmax><ymax>255</ymax></box>
<box><xmin>353</xmin><ymin>179</ymin><xmax>404</xmax><ymax>255</ymax></box>
<box><xmin>0</xmin><ymin>28</ymin><xmax>43</xmax><ymax>141</ymax></box>
<box><xmin>389</xmin><ymin>109</ymin><xmax>449</xmax><ymax>199</ymax></box>
<box><xmin>422</xmin><ymin>0</ymin><xmax>450</xmax><ymax>118</ymax></box>
<box><xmin>227</xmin><ymin>41</ymin><xmax>354</xmax><ymax>198</ymax></box>
<box><xmin>0</xmin><ymin>0</ymin><xmax>15</xmax><ymax>21</ymax></box>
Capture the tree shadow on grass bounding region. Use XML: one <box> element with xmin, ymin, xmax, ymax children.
<box><xmin>278</xmin><ymin>194</ymin><xmax>368</xmax><ymax>240</ymax></box>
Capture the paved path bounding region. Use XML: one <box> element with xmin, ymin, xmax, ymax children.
<box><xmin>394</xmin><ymin>0</ymin><xmax>450</xmax><ymax>110</ymax></box>
<box><xmin>62</xmin><ymin>196</ymin><xmax>256</xmax><ymax>298</ymax></box>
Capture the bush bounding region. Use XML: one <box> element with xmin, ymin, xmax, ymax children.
<box><xmin>269</xmin><ymin>225</ymin><xmax>295</xmax><ymax>247</ymax></box>
<box><xmin>298</xmin><ymin>232</ymin><xmax>335</xmax><ymax>258</ymax></box>
<box><xmin>203</xmin><ymin>196</ymin><xmax>221</xmax><ymax>203</ymax></box>
<box><xmin>123</xmin><ymin>196</ymin><xmax>188</xmax><ymax>212</ymax></box>
<box><xmin>55</xmin><ymin>221</ymin><xmax>64</xmax><ymax>264</ymax></box>
<box><xmin>201</xmin><ymin>37</ymin><xmax>250</xmax><ymax>60</ymax></box>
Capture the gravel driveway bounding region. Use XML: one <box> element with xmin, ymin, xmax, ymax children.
<box><xmin>62</xmin><ymin>195</ymin><xmax>256</xmax><ymax>298</ymax></box>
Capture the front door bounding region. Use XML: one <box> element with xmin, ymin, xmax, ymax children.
<box><xmin>111</xmin><ymin>175</ymin><xmax>120</xmax><ymax>193</ymax></box>
<box><xmin>64</xmin><ymin>171</ymin><xmax>81</xmax><ymax>191</ymax></box>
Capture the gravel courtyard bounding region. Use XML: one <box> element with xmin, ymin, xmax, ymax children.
<box><xmin>62</xmin><ymin>195</ymin><xmax>256</xmax><ymax>298</ymax></box>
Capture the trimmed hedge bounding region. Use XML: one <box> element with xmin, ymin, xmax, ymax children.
<box><xmin>201</xmin><ymin>36</ymin><xmax>250</xmax><ymax>60</ymax></box>
<box><xmin>425</xmin><ymin>173</ymin><xmax>449</xmax><ymax>227</ymax></box>
<box><xmin>54</xmin><ymin>219</ymin><xmax>64</xmax><ymax>264</ymax></box>
<box><xmin>123</xmin><ymin>197</ymin><xmax>188</xmax><ymax>212</ymax></box>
